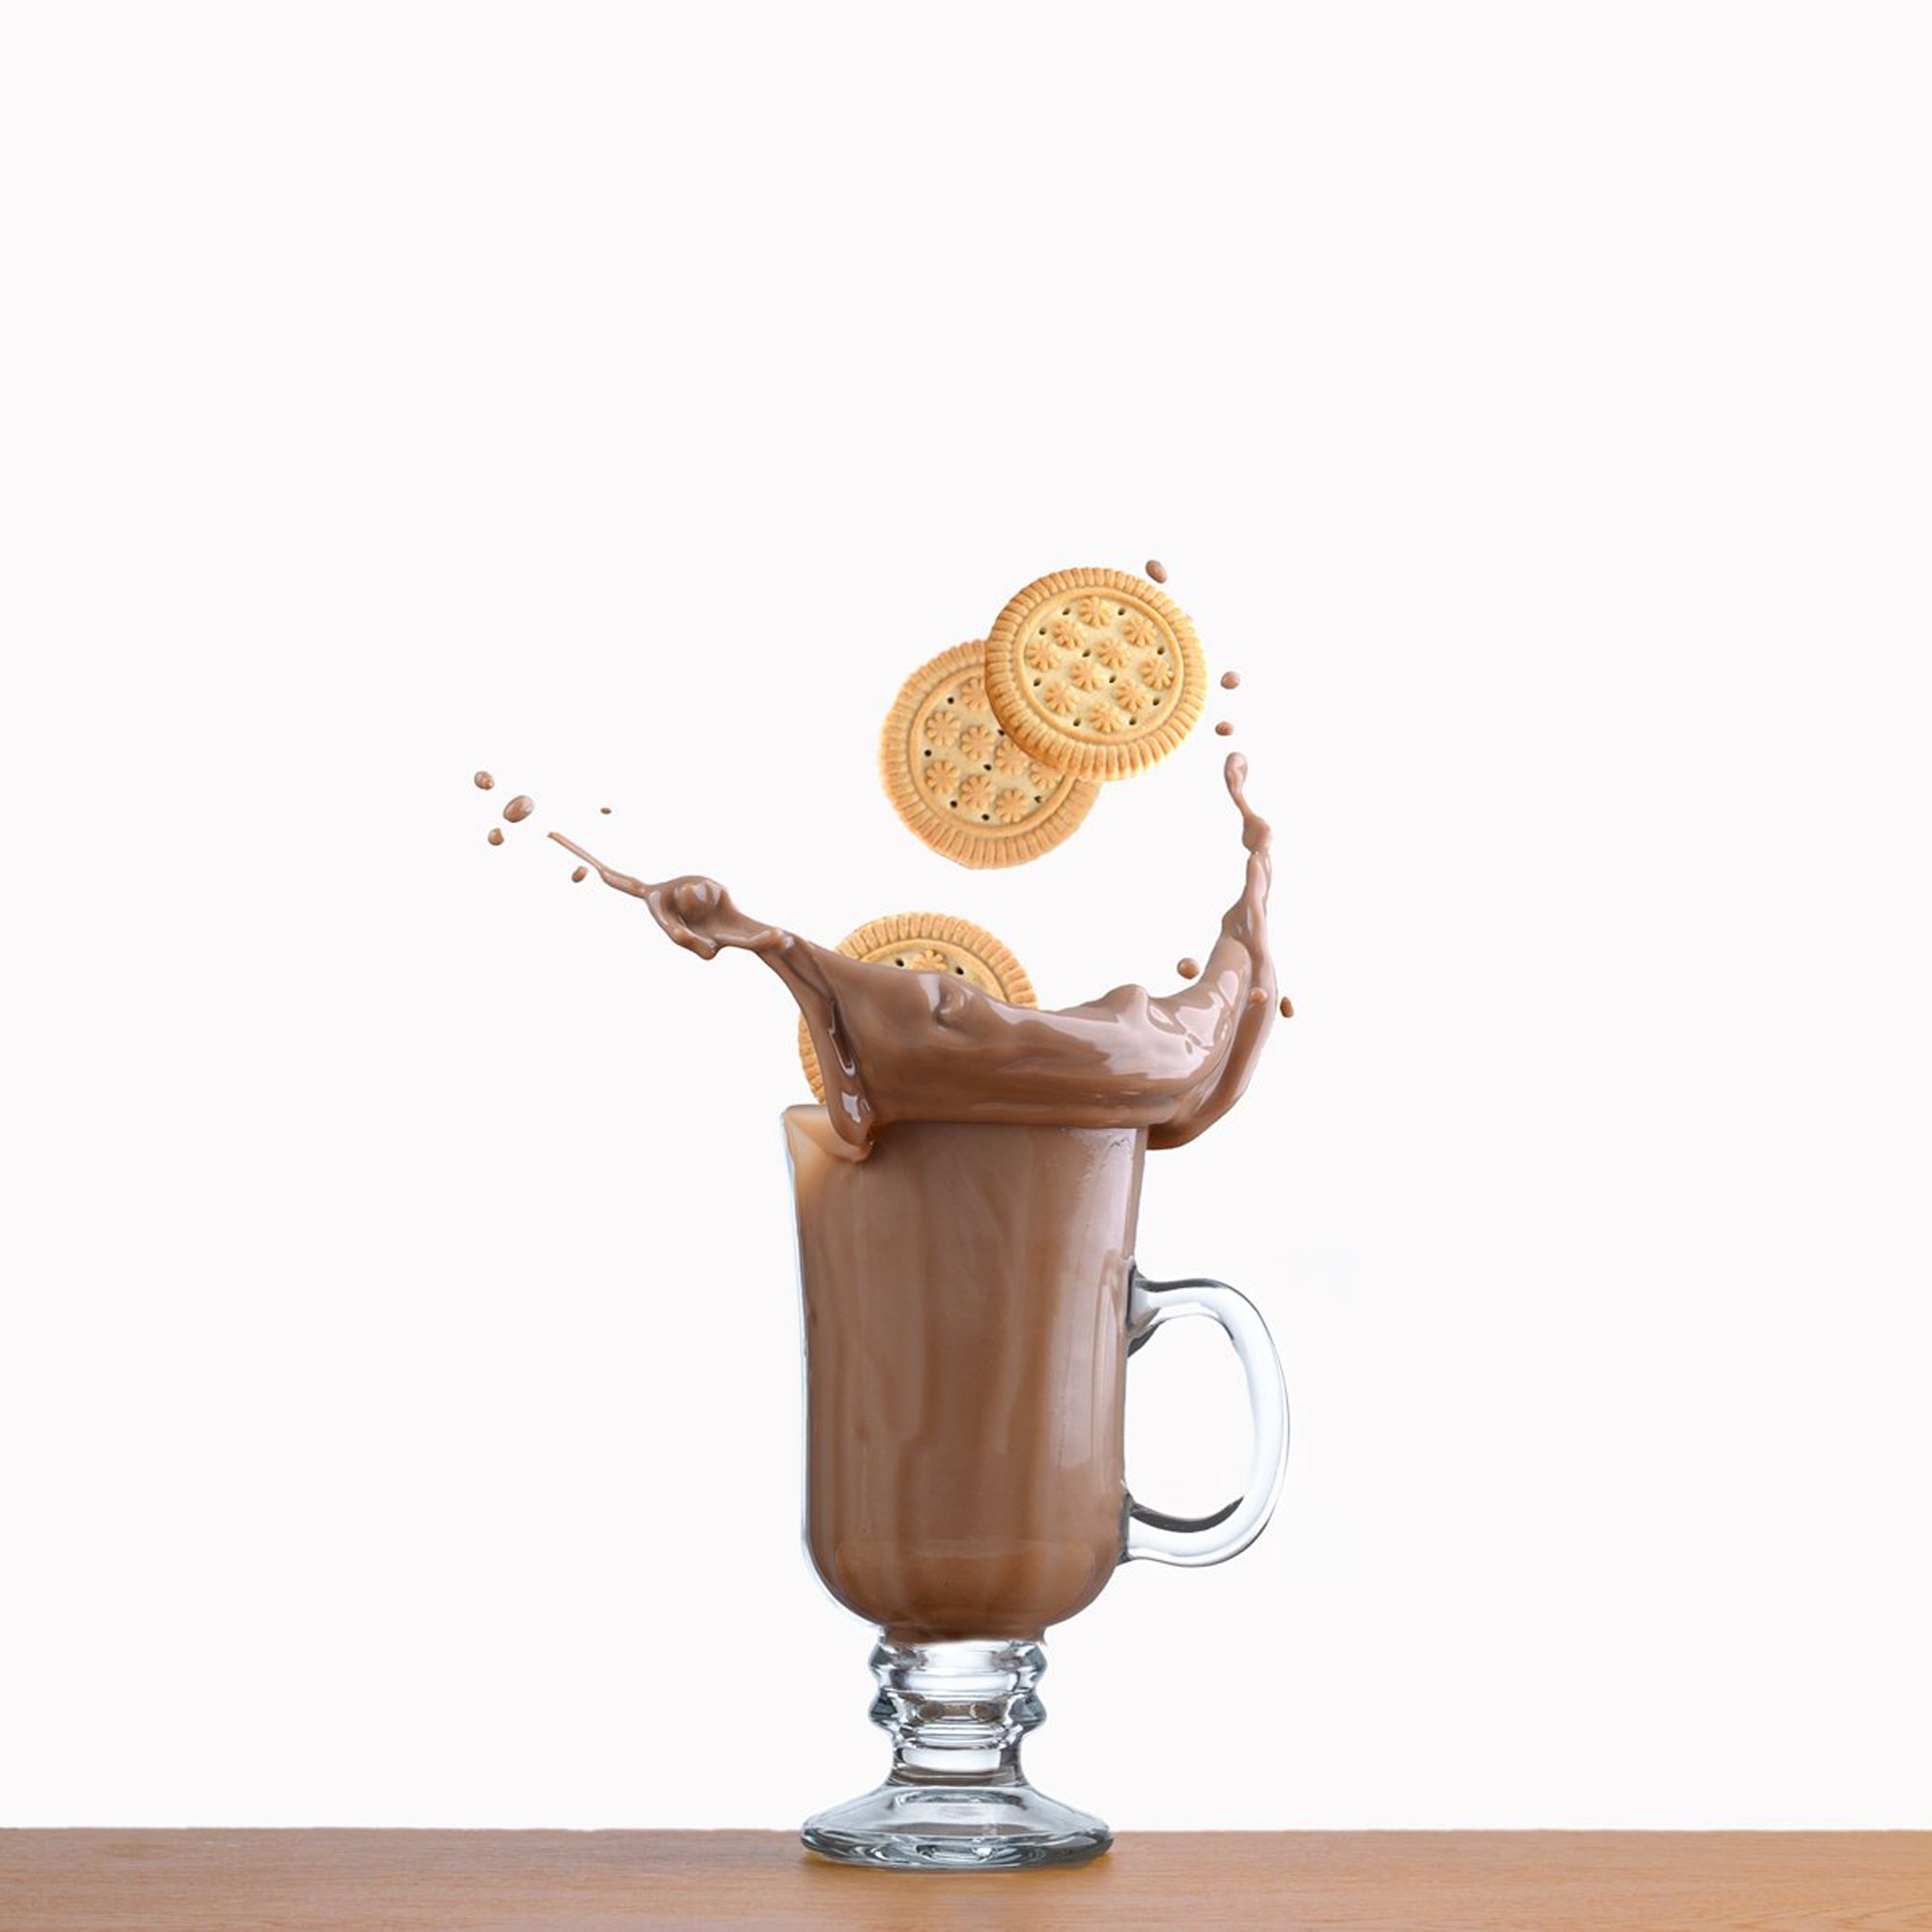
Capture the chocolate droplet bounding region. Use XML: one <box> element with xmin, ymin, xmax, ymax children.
<box><xmin>599</xmin><ymin>806</ymin><xmax>612</xmax><ymax>815</ymax></box>
<box><xmin>1176</xmin><ymin>956</ymin><xmax>1201</xmax><ymax>980</ymax></box>
<box><xmin>1220</xmin><ymin>670</ymin><xmax>1241</xmax><ymax>691</ymax></box>
<box><xmin>1248</xmin><ymin>986</ymin><xmax>1268</xmax><ymax>1007</ymax></box>
<box><xmin>1214</xmin><ymin>721</ymin><xmax>1235</xmax><ymax>737</ymax></box>
<box><xmin>473</xmin><ymin>770</ymin><xmax>496</xmax><ymax>790</ymax></box>
<box><xmin>1145</xmin><ymin>558</ymin><xmax>1168</xmax><ymax>583</ymax></box>
<box><xmin>571</xmin><ymin>866</ymin><xmax>588</xmax><ymax>883</ymax></box>
<box><xmin>503</xmin><ymin>795</ymin><xmax>535</xmax><ymax>824</ymax></box>
<box><xmin>1279</xmin><ymin>995</ymin><xmax>1294</xmax><ymax>1019</ymax></box>
<box><xmin>487</xmin><ymin>828</ymin><xmax>504</xmax><ymax>846</ymax></box>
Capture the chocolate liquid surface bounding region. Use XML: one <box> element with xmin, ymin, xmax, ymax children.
<box><xmin>786</xmin><ymin>1108</ymin><xmax>1142</xmax><ymax>1640</ymax></box>
<box><xmin>550</xmin><ymin>753</ymin><xmax>1276</xmax><ymax>1160</ymax></box>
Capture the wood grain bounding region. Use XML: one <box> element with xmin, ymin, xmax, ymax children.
<box><xmin>0</xmin><ymin>1830</ymin><xmax>1926</xmax><ymax>1931</ymax></box>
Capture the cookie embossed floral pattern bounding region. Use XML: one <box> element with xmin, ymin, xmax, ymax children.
<box><xmin>1020</xmin><ymin>594</ymin><xmax>1179</xmax><ymax>743</ymax></box>
<box><xmin>918</xmin><ymin>664</ymin><xmax>1065</xmax><ymax>834</ymax></box>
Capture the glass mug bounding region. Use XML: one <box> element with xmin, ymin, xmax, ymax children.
<box><xmin>784</xmin><ymin>1106</ymin><xmax>1290</xmax><ymax>1869</ymax></box>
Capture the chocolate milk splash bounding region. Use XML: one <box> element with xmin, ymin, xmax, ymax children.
<box><xmin>550</xmin><ymin>753</ymin><xmax>1277</xmax><ymax>1160</ymax></box>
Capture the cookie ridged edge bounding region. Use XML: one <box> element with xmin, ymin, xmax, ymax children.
<box><xmin>983</xmin><ymin>568</ymin><xmax>1208</xmax><ymax>781</ymax></box>
<box><xmin>879</xmin><ymin>640</ymin><xmax>1099</xmax><ymax>869</ymax></box>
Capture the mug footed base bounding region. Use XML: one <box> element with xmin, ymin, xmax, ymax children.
<box><xmin>802</xmin><ymin>1778</ymin><xmax>1111</xmax><ymax>1870</ymax></box>
<box><xmin>801</xmin><ymin>1637</ymin><xmax>1110</xmax><ymax>1871</ymax></box>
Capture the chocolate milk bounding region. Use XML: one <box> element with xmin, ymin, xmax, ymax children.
<box><xmin>547</xmin><ymin>754</ymin><xmax>1280</xmax><ymax>1642</ymax></box>
<box><xmin>786</xmin><ymin>1107</ymin><xmax>1143</xmax><ymax>1641</ymax></box>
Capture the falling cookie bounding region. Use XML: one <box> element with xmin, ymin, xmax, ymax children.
<box><xmin>880</xmin><ymin>640</ymin><xmax>1098</xmax><ymax>867</ymax></box>
<box><xmin>798</xmin><ymin>910</ymin><xmax>1037</xmax><ymax>1101</ymax></box>
<box><xmin>983</xmin><ymin>568</ymin><xmax>1207</xmax><ymax>781</ymax></box>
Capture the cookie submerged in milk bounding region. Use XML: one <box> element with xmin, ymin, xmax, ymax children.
<box><xmin>798</xmin><ymin>911</ymin><xmax>1037</xmax><ymax>1101</ymax></box>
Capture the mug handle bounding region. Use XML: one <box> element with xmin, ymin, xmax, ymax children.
<box><xmin>1122</xmin><ymin>1265</ymin><xmax>1290</xmax><ymax>1567</ymax></box>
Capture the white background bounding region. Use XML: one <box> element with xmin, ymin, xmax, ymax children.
<box><xmin>2</xmin><ymin>3</ymin><xmax>1927</xmax><ymax>1831</ymax></box>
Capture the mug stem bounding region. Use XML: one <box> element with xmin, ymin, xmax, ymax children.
<box><xmin>801</xmin><ymin>1637</ymin><xmax>1112</xmax><ymax>1869</ymax></box>
<box><xmin>874</xmin><ymin>1637</ymin><xmax>1041</xmax><ymax>1783</ymax></box>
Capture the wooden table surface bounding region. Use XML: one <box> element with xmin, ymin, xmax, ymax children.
<box><xmin>2</xmin><ymin>1830</ymin><xmax>1927</xmax><ymax>1931</ymax></box>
